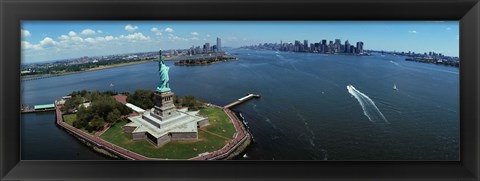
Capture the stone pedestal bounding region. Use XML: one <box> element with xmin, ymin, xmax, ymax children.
<box><xmin>151</xmin><ymin>91</ymin><xmax>178</xmax><ymax>121</ymax></box>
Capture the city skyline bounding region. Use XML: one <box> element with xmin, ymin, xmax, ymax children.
<box><xmin>21</xmin><ymin>21</ymin><xmax>459</xmax><ymax>63</ymax></box>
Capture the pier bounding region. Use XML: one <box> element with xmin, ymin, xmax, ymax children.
<box><xmin>21</xmin><ymin>103</ymin><xmax>56</xmax><ymax>113</ymax></box>
<box><xmin>224</xmin><ymin>94</ymin><xmax>260</xmax><ymax>109</ymax></box>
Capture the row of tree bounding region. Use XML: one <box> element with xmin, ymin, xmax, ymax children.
<box><xmin>174</xmin><ymin>56</ymin><xmax>237</xmax><ymax>66</ymax></box>
<box><xmin>63</xmin><ymin>90</ymin><xmax>131</xmax><ymax>132</ymax></box>
<box><xmin>126</xmin><ymin>90</ymin><xmax>205</xmax><ymax>110</ymax></box>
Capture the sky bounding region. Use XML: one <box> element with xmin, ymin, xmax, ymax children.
<box><xmin>21</xmin><ymin>21</ymin><xmax>459</xmax><ymax>63</ymax></box>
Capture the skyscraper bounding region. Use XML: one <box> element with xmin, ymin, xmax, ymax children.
<box><xmin>334</xmin><ymin>39</ymin><xmax>341</xmax><ymax>53</ymax></box>
<box><xmin>204</xmin><ymin>43</ymin><xmax>210</xmax><ymax>53</ymax></box>
<box><xmin>216</xmin><ymin>37</ymin><xmax>221</xmax><ymax>52</ymax></box>
<box><xmin>345</xmin><ymin>40</ymin><xmax>350</xmax><ymax>53</ymax></box>
<box><xmin>304</xmin><ymin>40</ymin><xmax>308</xmax><ymax>51</ymax></box>
<box><xmin>356</xmin><ymin>41</ymin><xmax>364</xmax><ymax>54</ymax></box>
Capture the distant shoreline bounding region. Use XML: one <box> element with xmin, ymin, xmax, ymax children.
<box><xmin>21</xmin><ymin>59</ymin><xmax>156</xmax><ymax>81</ymax></box>
<box><xmin>21</xmin><ymin>54</ymin><xmax>214</xmax><ymax>81</ymax></box>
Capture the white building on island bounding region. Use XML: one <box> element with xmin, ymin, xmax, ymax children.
<box><xmin>122</xmin><ymin>50</ymin><xmax>209</xmax><ymax>147</ymax></box>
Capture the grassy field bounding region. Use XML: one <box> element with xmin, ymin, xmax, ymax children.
<box><xmin>62</xmin><ymin>114</ymin><xmax>95</xmax><ymax>135</ymax></box>
<box><xmin>100</xmin><ymin>107</ymin><xmax>236</xmax><ymax>159</ymax></box>
<box><xmin>199</xmin><ymin>107</ymin><xmax>236</xmax><ymax>138</ymax></box>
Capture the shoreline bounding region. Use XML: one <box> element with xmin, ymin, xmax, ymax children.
<box><xmin>22</xmin><ymin>59</ymin><xmax>156</xmax><ymax>81</ymax></box>
<box><xmin>21</xmin><ymin>53</ymin><xmax>213</xmax><ymax>81</ymax></box>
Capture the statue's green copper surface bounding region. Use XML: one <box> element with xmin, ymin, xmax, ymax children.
<box><xmin>156</xmin><ymin>50</ymin><xmax>171</xmax><ymax>93</ymax></box>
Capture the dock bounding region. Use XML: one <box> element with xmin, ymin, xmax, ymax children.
<box><xmin>21</xmin><ymin>103</ymin><xmax>56</xmax><ymax>113</ymax></box>
<box><xmin>224</xmin><ymin>93</ymin><xmax>260</xmax><ymax>109</ymax></box>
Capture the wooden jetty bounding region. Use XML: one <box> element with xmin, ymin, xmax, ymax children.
<box><xmin>224</xmin><ymin>94</ymin><xmax>260</xmax><ymax>109</ymax></box>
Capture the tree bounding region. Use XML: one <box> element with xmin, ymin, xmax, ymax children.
<box><xmin>127</xmin><ymin>90</ymin><xmax>154</xmax><ymax>109</ymax></box>
<box><xmin>106</xmin><ymin>109</ymin><xmax>121</xmax><ymax>123</ymax></box>
<box><xmin>89</xmin><ymin>115</ymin><xmax>105</xmax><ymax>131</ymax></box>
<box><xmin>63</xmin><ymin>90</ymin><xmax>131</xmax><ymax>131</ymax></box>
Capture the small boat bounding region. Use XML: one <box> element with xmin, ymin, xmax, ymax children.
<box><xmin>109</xmin><ymin>83</ymin><xmax>114</xmax><ymax>87</ymax></box>
<box><xmin>393</xmin><ymin>84</ymin><xmax>398</xmax><ymax>90</ymax></box>
<box><xmin>243</xmin><ymin>154</ymin><xmax>248</xmax><ymax>158</ymax></box>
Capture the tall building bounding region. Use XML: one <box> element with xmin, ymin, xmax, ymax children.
<box><xmin>204</xmin><ymin>43</ymin><xmax>211</xmax><ymax>53</ymax></box>
<box><xmin>322</xmin><ymin>40</ymin><xmax>327</xmax><ymax>46</ymax></box>
<box><xmin>294</xmin><ymin>40</ymin><xmax>301</xmax><ymax>52</ymax></box>
<box><xmin>304</xmin><ymin>40</ymin><xmax>309</xmax><ymax>51</ymax></box>
<box><xmin>321</xmin><ymin>40</ymin><xmax>327</xmax><ymax>53</ymax></box>
<box><xmin>216</xmin><ymin>37</ymin><xmax>221</xmax><ymax>52</ymax></box>
<box><xmin>345</xmin><ymin>40</ymin><xmax>351</xmax><ymax>53</ymax></box>
<box><xmin>356</xmin><ymin>41</ymin><xmax>364</xmax><ymax>54</ymax></box>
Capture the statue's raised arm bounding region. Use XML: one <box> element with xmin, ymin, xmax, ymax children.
<box><xmin>156</xmin><ymin>50</ymin><xmax>171</xmax><ymax>93</ymax></box>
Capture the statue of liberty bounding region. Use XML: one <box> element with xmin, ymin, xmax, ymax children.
<box><xmin>156</xmin><ymin>50</ymin><xmax>171</xmax><ymax>93</ymax></box>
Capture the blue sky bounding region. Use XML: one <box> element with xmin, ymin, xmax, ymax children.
<box><xmin>21</xmin><ymin>21</ymin><xmax>459</xmax><ymax>63</ymax></box>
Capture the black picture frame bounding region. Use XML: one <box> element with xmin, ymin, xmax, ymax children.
<box><xmin>1</xmin><ymin>0</ymin><xmax>479</xmax><ymax>180</ymax></box>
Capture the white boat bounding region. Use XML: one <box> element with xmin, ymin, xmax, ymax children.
<box><xmin>393</xmin><ymin>84</ymin><xmax>398</xmax><ymax>90</ymax></box>
<box><xmin>243</xmin><ymin>154</ymin><xmax>248</xmax><ymax>158</ymax></box>
<box><xmin>109</xmin><ymin>83</ymin><xmax>114</xmax><ymax>87</ymax></box>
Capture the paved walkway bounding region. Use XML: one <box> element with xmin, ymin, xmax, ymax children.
<box><xmin>199</xmin><ymin>128</ymin><xmax>232</xmax><ymax>140</ymax></box>
<box><xmin>56</xmin><ymin>104</ymin><xmax>148</xmax><ymax>160</ymax></box>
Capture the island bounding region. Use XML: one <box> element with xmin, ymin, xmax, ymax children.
<box><xmin>174</xmin><ymin>55</ymin><xmax>238</xmax><ymax>66</ymax></box>
<box><xmin>53</xmin><ymin>50</ymin><xmax>254</xmax><ymax>160</ymax></box>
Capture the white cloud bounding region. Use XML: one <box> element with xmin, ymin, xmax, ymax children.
<box><xmin>125</xmin><ymin>24</ymin><xmax>138</xmax><ymax>32</ymax></box>
<box><xmin>23</xmin><ymin>32</ymin><xmax>151</xmax><ymax>55</ymax></box>
<box><xmin>167</xmin><ymin>34</ymin><xmax>188</xmax><ymax>41</ymax></box>
<box><xmin>21</xmin><ymin>29</ymin><xmax>31</xmax><ymax>37</ymax></box>
<box><xmin>68</xmin><ymin>31</ymin><xmax>77</xmax><ymax>37</ymax></box>
<box><xmin>191</xmin><ymin>32</ymin><xmax>199</xmax><ymax>36</ymax></box>
<box><xmin>165</xmin><ymin>27</ymin><xmax>174</xmax><ymax>33</ymax></box>
<box><xmin>151</xmin><ymin>27</ymin><xmax>162</xmax><ymax>36</ymax></box>
<box><xmin>119</xmin><ymin>32</ymin><xmax>150</xmax><ymax>42</ymax></box>
<box><xmin>39</xmin><ymin>37</ymin><xmax>57</xmax><ymax>48</ymax></box>
<box><xmin>105</xmin><ymin>36</ymin><xmax>114</xmax><ymax>41</ymax></box>
<box><xmin>206</xmin><ymin>34</ymin><xmax>211</xmax><ymax>37</ymax></box>
<box><xmin>97</xmin><ymin>30</ymin><xmax>103</xmax><ymax>33</ymax></box>
<box><xmin>71</xmin><ymin>36</ymin><xmax>84</xmax><ymax>42</ymax></box>
<box><xmin>446</xmin><ymin>27</ymin><xmax>452</xmax><ymax>30</ymax></box>
<box><xmin>81</xmin><ymin>29</ymin><xmax>96</xmax><ymax>35</ymax></box>
<box><xmin>84</xmin><ymin>37</ymin><xmax>96</xmax><ymax>43</ymax></box>
<box><xmin>190</xmin><ymin>37</ymin><xmax>199</xmax><ymax>41</ymax></box>
<box><xmin>408</xmin><ymin>30</ymin><xmax>417</xmax><ymax>34</ymax></box>
<box><xmin>59</xmin><ymin>35</ymin><xmax>69</xmax><ymax>40</ymax></box>
<box><xmin>22</xmin><ymin>41</ymin><xmax>41</xmax><ymax>50</ymax></box>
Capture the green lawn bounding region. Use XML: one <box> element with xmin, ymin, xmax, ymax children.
<box><xmin>62</xmin><ymin>114</ymin><xmax>95</xmax><ymax>135</ymax></box>
<box><xmin>100</xmin><ymin>107</ymin><xmax>236</xmax><ymax>159</ymax></box>
<box><xmin>199</xmin><ymin>107</ymin><xmax>236</xmax><ymax>139</ymax></box>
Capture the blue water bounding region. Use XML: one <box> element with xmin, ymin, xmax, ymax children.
<box><xmin>21</xmin><ymin>48</ymin><xmax>459</xmax><ymax>160</ymax></box>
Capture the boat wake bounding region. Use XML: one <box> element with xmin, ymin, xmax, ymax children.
<box><xmin>389</xmin><ymin>60</ymin><xmax>399</xmax><ymax>66</ymax></box>
<box><xmin>347</xmin><ymin>85</ymin><xmax>390</xmax><ymax>124</ymax></box>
